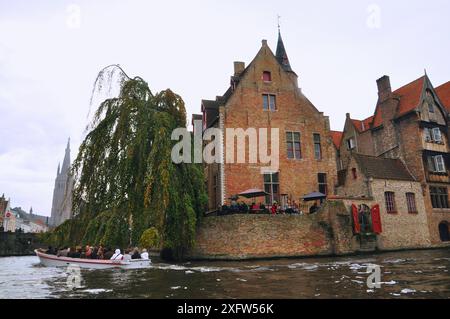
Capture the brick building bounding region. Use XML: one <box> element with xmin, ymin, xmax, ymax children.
<box><xmin>336</xmin><ymin>154</ymin><xmax>431</xmax><ymax>250</ymax></box>
<box><xmin>198</xmin><ymin>32</ymin><xmax>337</xmax><ymax>211</ymax></box>
<box><xmin>335</xmin><ymin>74</ymin><xmax>450</xmax><ymax>244</ymax></box>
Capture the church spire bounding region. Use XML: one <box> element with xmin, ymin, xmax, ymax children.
<box><xmin>276</xmin><ymin>29</ymin><xmax>293</xmax><ymax>73</ymax></box>
<box><xmin>61</xmin><ymin>138</ymin><xmax>71</xmax><ymax>173</ymax></box>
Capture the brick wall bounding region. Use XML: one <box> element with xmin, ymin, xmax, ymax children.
<box><xmin>190</xmin><ymin>201</ymin><xmax>357</xmax><ymax>260</ymax></box>
<box><xmin>370</xmin><ymin>179</ymin><xmax>432</xmax><ymax>249</ymax></box>
<box><xmin>221</xmin><ymin>41</ymin><xmax>337</xmax><ymax>205</ymax></box>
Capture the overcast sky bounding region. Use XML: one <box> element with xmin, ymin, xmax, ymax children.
<box><xmin>0</xmin><ymin>0</ymin><xmax>449</xmax><ymax>216</ymax></box>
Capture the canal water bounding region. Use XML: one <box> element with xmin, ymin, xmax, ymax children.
<box><xmin>0</xmin><ymin>248</ymin><xmax>448</xmax><ymax>299</ymax></box>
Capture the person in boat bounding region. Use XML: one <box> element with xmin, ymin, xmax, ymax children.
<box><xmin>97</xmin><ymin>246</ymin><xmax>104</xmax><ymax>259</ymax></box>
<box><xmin>57</xmin><ymin>247</ymin><xmax>69</xmax><ymax>257</ymax></box>
<box><xmin>123</xmin><ymin>249</ymin><xmax>132</xmax><ymax>261</ymax></box>
<box><xmin>70</xmin><ymin>246</ymin><xmax>82</xmax><ymax>258</ymax></box>
<box><xmin>110</xmin><ymin>249</ymin><xmax>123</xmax><ymax>260</ymax></box>
<box><xmin>85</xmin><ymin>245</ymin><xmax>92</xmax><ymax>259</ymax></box>
<box><xmin>103</xmin><ymin>248</ymin><xmax>114</xmax><ymax>260</ymax></box>
<box><xmin>131</xmin><ymin>247</ymin><xmax>141</xmax><ymax>260</ymax></box>
<box><xmin>45</xmin><ymin>246</ymin><xmax>55</xmax><ymax>255</ymax></box>
<box><xmin>140</xmin><ymin>249</ymin><xmax>149</xmax><ymax>260</ymax></box>
<box><xmin>90</xmin><ymin>246</ymin><xmax>98</xmax><ymax>259</ymax></box>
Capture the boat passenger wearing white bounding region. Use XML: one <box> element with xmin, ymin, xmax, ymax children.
<box><xmin>140</xmin><ymin>249</ymin><xmax>149</xmax><ymax>260</ymax></box>
<box><xmin>110</xmin><ymin>249</ymin><xmax>123</xmax><ymax>260</ymax></box>
<box><xmin>123</xmin><ymin>249</ymin><xmax>132</xmax><ymax>261</ymax></box>
<box><xmin>57</xmin><ymin>247</ymin><xmax>70</xmax><ymax>257</ymax></box>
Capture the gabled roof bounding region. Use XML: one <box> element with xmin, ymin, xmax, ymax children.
<box><xmin>371</xmin><ymin>76</ymin><xmax>426</xmax><ymax>128</ymax></box>
<box><xmin>353</xmin><ymin>154</ymin><xmax>414</xmax><ymax>181</ymax></box>
<box><xmin>201</xmin><ymin>33</ymin><xmax>298</xmax><ymax>113</ymax></box>
<box><xmin>201</xmin><ymin>99</ymin><xmax>220</xmax><ymax>110</ymax></box>
<box><xmin>394</xmin><ymin>76</ymin><xmax>425</xmax><ymax>119</ymax></box>
<box><xmin>351</xmin><ymin>116</ymin><xmax>374</xmax><ymax>132</ymax></box>
<box><xmin>436</xmin><ymin>81</ymin><xmax>450</xmax><ymax>112</ymax></box>
<box><xmin>330</xmin><ymin>131</ymin><xmax>343</xmax><ymax>149</ymax></box>
<box><xmin>201</xmin><ymin>100</ymin><xmax>220</xmax><ymax>129</ymax></box>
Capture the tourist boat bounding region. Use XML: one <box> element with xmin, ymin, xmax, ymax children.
<box><xmin>34</xmin><ymin>249</ymin><xmax>151</xmax><ymax>270</ymax></box>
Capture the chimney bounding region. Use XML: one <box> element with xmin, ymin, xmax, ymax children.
<box><xmin>376</xmin><ymin>75</ymin><xmax>392</xmax><ymax>102</ymax></box>
<box><xmin>233</xmin><ymin>61</ymin><xmax>245</xmax><ymax>76</ymax></box>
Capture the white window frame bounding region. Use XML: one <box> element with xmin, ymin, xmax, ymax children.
<box><xmin>432</xmin><ymin>128</ymin><xmax>442</xmax><ymax>143</ymax></box>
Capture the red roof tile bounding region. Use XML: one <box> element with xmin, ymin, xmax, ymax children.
<box><xmin>351</xmin><ymin>116</ymin><xmax>373</xmax><ymax>132</ymax></box>
<box><xmin>436</xmin><ymin>81</ymin><xmax>450</xmax><ymax>112</ymax></box>
<box><xmin>394</xmin><ymin>76</ymin><xmax>425</xmax><ymax>118</ymax></box>
<box><xmin>372</xmin><ymin>76</ymin><xmax>425</xmax><ymax>128</ymax></box>
<box><xmin>330</xmin><ymin>130</ymin><xmax>343</xmax><ymax>149</ymax></box>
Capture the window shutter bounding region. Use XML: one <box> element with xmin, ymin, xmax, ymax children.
<box><xmin>352</xmin><ymin>204</ymin><xmax>360</xmax><ymax>234</ymax></box>
<box><xmin>427</xmin><ymin>156</ymin><xmax>436</xmax><ymax>172</ymax></box>
<box><xmin>435</xmin><ymin>155</ymin><xmax>446</xmax><ymax>172</ymax></box>
<box><xmin>424</xmin><ymin>128</ymin><xmax>431</xmax><ymax>142</ymax></box>
<box><xmin>371</xmin><ymin>204</ymin><xmax>382</xmax><ymax>234</ymax></box>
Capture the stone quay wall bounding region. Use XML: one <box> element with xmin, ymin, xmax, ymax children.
<box><xmin>189</xmin><ymin>201</ymin><xmax>357</xmax><ymax>260</ymax></box>
<box><xmin>0</xmin><ymin>232</ymin><xmax>42</xmax><ymax>257</ymax></box>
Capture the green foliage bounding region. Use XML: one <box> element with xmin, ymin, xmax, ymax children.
<box><xmin>44</xmin><ymin>66</ymin><xmax>207</xmax><ymax>259</ymax></box>
<box><xmin>139</xmin><ymin>227</ymin><xmax>160</xmax><ymax>249</ymax></box>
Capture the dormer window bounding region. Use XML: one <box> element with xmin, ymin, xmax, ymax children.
<box><xmin>262</xmin><ymin>71</ymin><xmax>272</xmax><ymax>82</ymax></box>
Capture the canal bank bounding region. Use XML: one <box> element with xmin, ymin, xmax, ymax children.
<box><xmin>189</xmin><ymin>201</ymin><xmax>450</xmax><ymax>261</ymax></box>
<box><xmin>0</xmin><ymin>232</ymin><xmax>43</xmax><ymax>257</ymax></box>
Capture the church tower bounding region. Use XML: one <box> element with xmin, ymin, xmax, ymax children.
<box><xmin>50</xmin><ymin>138</ymin><xmax>74</xmax><ymax>227</ymax></box>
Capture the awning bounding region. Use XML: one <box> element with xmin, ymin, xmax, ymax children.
<box><xmin>302</xmin><ymin>192</ymin><xmax>326</xmax><ymax>201</ymax></box>
<box><xmin>238</xmin><ymin>189</ymin><xmax>269</xmax><ymax>198</ymax></box>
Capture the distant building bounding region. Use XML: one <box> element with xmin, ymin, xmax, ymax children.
<box><xmin>0</xmin><ymin>195</ymin><xmax>15</xmax><ymax>232</ymax></box>
<box><xmin>50</xmin><ymin>138</ymin><xmax>74</xmax><ymax>227</ymax></box>
<box><xmin>0</xmin><ymin>194</ymin><xmax>6</xmax><ymax>229</ymax></box>
<box><xmin>11</xmin><ymin>207</ymin><xmax>49</xmax><ymax>233</ymax></box>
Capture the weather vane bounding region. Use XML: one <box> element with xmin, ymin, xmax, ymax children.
<box><xmin>277</xmin><ymin>14</ymin><xmax>281</xmax><ymax>31</ymax></box>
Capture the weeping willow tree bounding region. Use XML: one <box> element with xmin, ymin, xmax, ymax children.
<box><xmin>43</xmin><ymin>65</ymin><xmax>207</xmax><ymax>260</ymax></box>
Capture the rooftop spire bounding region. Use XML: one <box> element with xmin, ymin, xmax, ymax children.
<box><xmin>61</xmin><ymin>137</ymin><xmax>71</xmax><ymax>173</ymax></box>
<box><xmin>276</xmin><ymin>29</ymin><xmax>293</xmax><ymax>72</ymax></box>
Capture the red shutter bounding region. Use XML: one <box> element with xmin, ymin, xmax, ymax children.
<box><xmin>371</xmin><ymin>204</ymin><xmax>382</xmax><ymax>234</ymax></box>
<box><xmin>351</xmin><ymin>204</ymin><xmax>360</xmax><ymax>234</ymax></box>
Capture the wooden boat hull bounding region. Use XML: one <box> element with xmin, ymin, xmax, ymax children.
<box><xmin>35</xmin><ymin>250</ymin><xmax>151</xmax><ymax>269</ymax></box>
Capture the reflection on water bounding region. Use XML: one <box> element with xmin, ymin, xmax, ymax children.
<box><xmin>0</xmin><ymin>249</ymin><xmax>449</xmax><ymax>299</ymax></box>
